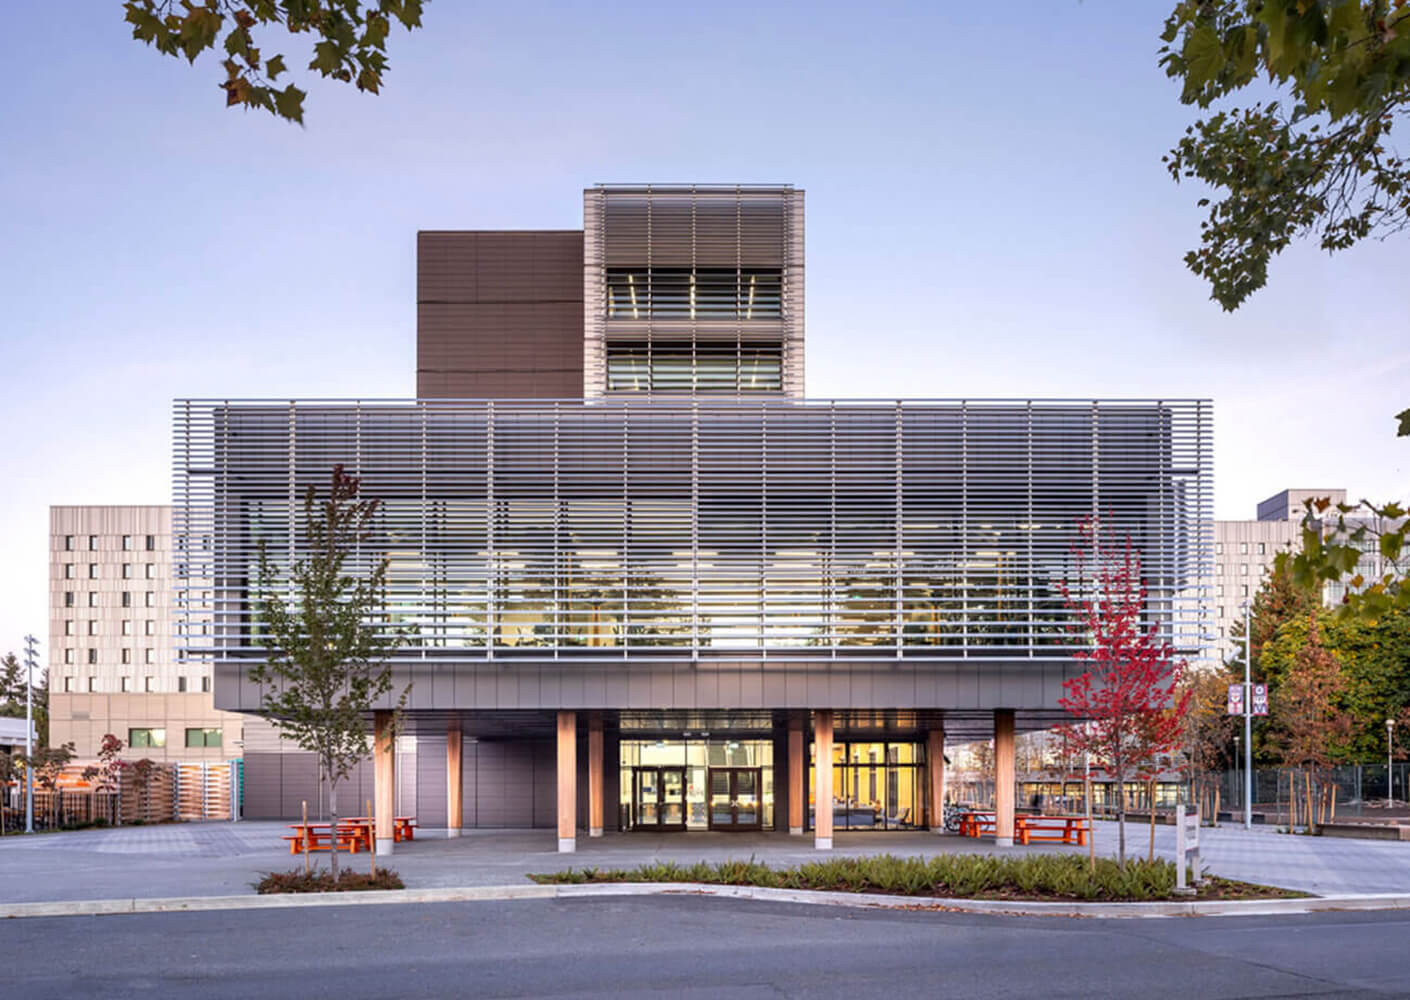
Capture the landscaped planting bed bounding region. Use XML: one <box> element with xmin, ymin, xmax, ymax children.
<box><xmin>530</xmin><ymin>854</ymin><xmax>1303</xmax><ymax>902</ymax></box>
<box><xmin>255</xmin><ymin>869</ymin><xmax>405</xmax><ymax>894</ymax></box>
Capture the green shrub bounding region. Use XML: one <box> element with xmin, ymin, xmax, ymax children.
<box><xmin>529</xmin><ymin>852</ymin><xmax>1268</xmax><ymax>902</ymax></box>
<box><xmin>255</xmin><ymin>868</ymin><xmax>405</xmax><ymax>893</ymax></box>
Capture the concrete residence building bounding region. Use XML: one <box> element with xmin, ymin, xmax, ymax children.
<box><xmin>48</xmin><ymin>505</ymin><xmax>242</xmax><ymax>761</ymax></box>
<box><xmin>174</xmin><ymin>184</ymin><xmax>1212</xmax><ymax>852</ymax></box>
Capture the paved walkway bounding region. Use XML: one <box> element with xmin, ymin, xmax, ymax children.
<box><xmin>1</xmin><ymin>818</ymin><xmax>1408</xmax><ymax>903</ymax></box>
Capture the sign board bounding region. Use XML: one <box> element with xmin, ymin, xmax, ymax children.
<box><xmin>1251</xmin><ymin>683</ymin><xmax>1268</xmax><ymax>717</ymax></box>
<box><xmin>1227</xmin><ymin>684</ymin><xmax>1244</xmax><ymax>716</ymax></box>
<box><xmin>1175</xmin><ymin>804</ymin><xmax>1202</xmax><ymax>894</ymax></box>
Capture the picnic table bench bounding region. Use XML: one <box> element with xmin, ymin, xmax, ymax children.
<box><xmin>283</xmin><ymin>816</ymin><xmax>417</xmax><ymax>854</ymax></box>
<box><xmin>1015</xmin><ymin>814</ymin><xmax>1090</xmax><ymax>846</ymax></box>
<box><xmin>958</xmin><ymin>810</ymin><xmax>996</xmax><ymax>837</ymax></box>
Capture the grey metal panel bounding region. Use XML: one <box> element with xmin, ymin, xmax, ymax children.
<box><xmin>461</xmin><ymin>741</ymin><xmax>478</xmax><ymax>828</ymax></box>
<box><xmin>416</xmin><ymin>734</ymin><xmax>448</xmax><ymax>828</ymax></box>
<box><xmin>242</xmin><ymin>752</ymin><xmax>284</xmax><ymax>819</ymax></box>
<box><xmin>532</xmin><ymin>740</ymin><xmax>556</xmax><ymax>828</ymax></box>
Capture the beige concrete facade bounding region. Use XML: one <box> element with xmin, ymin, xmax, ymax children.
<box><xmin>48</xmin><ymin>506</ymin><xmax>241</xmax><ymax>760</ymax></box>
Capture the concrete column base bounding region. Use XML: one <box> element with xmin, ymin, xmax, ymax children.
<box><xmin>814</xmin><ymin>836</ymin><xmax>832</xmax><ymax>850</ymax></box>
<box><xmin>376</xmin><ymin>838</ymin><xmax>395</xmax><ymax>856</ymax></box>
<box><xmin>789</xmin><ymin>826</ymin><xmax>803</xmax><ymax>836</ymax></box>
<box><xmin>994</xmin><ymin>836</ymin><xmax>1013</xmax><ymax>848</ymax></box>
<box><xmin>589</xmin><ymin>827</ymin><xmax>603</xmax><ymax>838</ymax></box>
<box><xmin>929</xmin><ymin>826</ymin><xmax>944</xmax><ymax>834</ymax></box>
<box><xmin>558</xmin><ymin>837</ymin><xmax>576</xmax><ymax>853</ymax></box>
<box><xmin>445</xmin><ymin>829</ymin><xmax>462</xmax><ymax>839</ymax></box>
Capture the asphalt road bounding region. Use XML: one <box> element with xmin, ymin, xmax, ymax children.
<box><xmin>4</xmin><ymin>897</ymin><xmax>1410</xmax><ymax>999</ymax></box>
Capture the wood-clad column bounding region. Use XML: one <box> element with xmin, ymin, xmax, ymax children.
<box><xmin>788</xmin><ymin>720</ymin><xmax>804</xmax><ymax>835</ymax></box>
<box><xmin>557</xmin><ymin>711</ymin><xmax>577</xmax><ymax>853</ymax></box>
<box><xmin>813</xmin><ymin>710</ymin><xmax>834</xmax><ymax>850</ymax></box>
<box><xmin>927</xmin><ymin>725</ymin><xmax>946</xmax><ymax>834</ymax></box>
<box><xmin>588</xmin><ymin>715</ymin><xmax>604</xmax><ymax>838</ymax></box>
<box><xmin>446</xmin><ymin>719</ymin><xmax>463</xmax><ymax>839</ymax></box>
<box><xmin>994</xmin><ymin>709</ymin><xmax>1015</xmax><ymax>847</ymax></box>
<box><xmin>374</xmin><ymin>710</ymin><xmax>396</xmax><ymax>856</ymax></box>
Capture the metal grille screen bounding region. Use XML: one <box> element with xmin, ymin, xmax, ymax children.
<box><xmin>173</xmin><ymin>398</ymin><xmax>1211</xmax><ymax>664</ymax></box>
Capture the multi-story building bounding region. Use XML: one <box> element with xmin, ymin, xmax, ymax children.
<box><xmin>48</xmin><ymin>505</ymin><xmax>242</xmax><ymax>761</ymax></box>
<box><xmin>174</xmin><ymin>184</ymin><xmax>1212</xmax><ymax>852</ymax></box>
<box><xmin>1208</xmin><ymin>487</ymin><xmax>1407</xmax><ymax>664</ymax></box>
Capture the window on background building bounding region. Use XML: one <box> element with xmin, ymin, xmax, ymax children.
<box><xmin>63</xmin><ymin>677</ymin><xmax>72</xmax><ymax>693</ymax></box>
<box><xmin>87</xmin><ymin>648</ymin><xmax>97</xmax><ymax>664</ymax></box>
<box><xmin>1242</xmin><ymin>584</ymin><xmax>1249</xmax><ymax>597</ymax></box>
<box><xmin>63</xmin><ymin>535</ymin><xmax>74</xmax><ymax>551</ymax></box>
<box><xmin>87</xmin><ymin>677</ymin><xmax>97</xmax><ymax>692</ymax></box>
<box><xmin>144</xmin><ymin>676</ymin><xmax>155</xmax><ymax>692</ymax></box>
<box><xmin>121</xmin><ymin>620</ymin><xmax>132</xmax><ymax>636</ymax></box>
<box><xmin>88</xmin><ymin>535</ymin><xmax>97</xmax><ymax>551</ymax></box>
<box><xmin>1218</xmin><ymin>626</ymin><xmax>1225</xmax><ymax>637</ymax></box>
<box><xmin>88</xmin><ymin>564</ymin><xmax>98</xmax><ymax>579</ymax></box>
<box><xmin>121</xmin><ymin>649</ymin><xmax>131</xmax><ymax>665</ymax></box>
<box><xmin>63</xmin><ymin>649</ymin><xmax>73</xmax><ymax>664</ymax></box>
<box><xmin>185</xmin><ymin>728</ymin><xmax>222</xmax><ymax>748</ymax></box>
<box><xmin>1240</xmin><ymin>564</ymin><xmax>1248</xmax><ymax>575</ymax></box>
<box><xmin>1259</xmin><ymin>542</ymin><xmax>1267</xmax><ymax>554</ymax></box>
<box><xmin>63</xmin><ymin>621</ymin><xmax>74</xmax><ymax>636</ymax></box>
<box><xmin>87</xmin><ymin>620</ymin><xmax>98</xmax><ymax>636</ymax></box>
<box><xmin>201</xmin><ymin>676</ymin><xmax>210</xmax><ymax>693</ymax></box>
<box><xmin>144</xmin><ymin>620</ymin><xmax>155</xmax><ymax>636</ymax></box>
<box><xmin>121</xmin><ymin>563</ymin><xmax>132</xmax><ymax>580</ymax></box>
<box><xmin>145</xmin><ymin>591</ymin><xmax>155</xmax><ymax>608</ymax></box>
<box><xmin>63</xmin><ymin>591</ymin><xmax>74</xmax><ymax>607</ymax></box>
<box><xmin>144</xmin><ymin>648</ymin><xmax>154</xmax><ymax>664</ymax></box>
<box><xmin>63</xmin><ymin>564</ymin><xmax>74</xmax><ymax>579</ymax></box>
<box><xmin>121</xmin><ymin>591</ymin><xmax>131</xmax><ymax>608</ymax></box>
<box><xmin>120</xmin><ymin>677</ymin><xmax>131</xmax><ymax>692</ymax></box>
<box><xmin>1240</xmin><ymin>542</ymin><xmax>1248</xmax><ymax>554</ymax></box>
<box><xmin>128</xmin><ymin>728</ymin><xmax>166</xmax><ymax>749</ymax></box>
<box><xmin>1216</xmin><ymin>542</ymin><xmax>1224</xmax><ymax>555</ymax></box>
<box><xmin>177</xmin><ymin>675</ymin><xmax>187</xmax><ymax>692</ymax></box>
<box><xmin>1217</xmin><ymin>606</ymin><xmax>1224</xmax><ymax>619</ymax></box>
<box><xmin>145</xmin><ymin>563</ymin><xmax>156</xmax><ymax>580</ymax></box>
<box><xmin>87</xmin><ymin>592</ymin><xmax>98</xmax><ymax>607</ymax></box>
<box><xmin>121</xmin><ymin>535</ymin><xmax>132</xmax><ymax>551</ymax></box>
<box><xmin>145</xmin><ymin>535</ymin><xmax>155</xmax><ymax>551</ymax></box>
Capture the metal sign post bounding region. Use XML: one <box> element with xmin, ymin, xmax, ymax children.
<box><xmin>23</xmin><ymin>634</ymin><xmax>37</xmax><ymax>835</ymax></box>
<box><xmin>1174</xmin><ymin>804</ymin><xmax>1201</xmax><ymax>895</ymax></box>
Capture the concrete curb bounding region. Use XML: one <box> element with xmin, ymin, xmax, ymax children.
<box><xmin>5</xmin><ymin>883</ymin><xmax>1410</xmax><ymax>921</ymax></box>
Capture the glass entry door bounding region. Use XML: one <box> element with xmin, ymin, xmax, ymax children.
<box><xmin>707</xmin><ymin>767</ymin><xmax>763</xmax><ymax>831</ymax></box>
<box><xmin>633</xmin><ymin>767</ymin><xmax>686</xmax><ymax>831</ymax></box>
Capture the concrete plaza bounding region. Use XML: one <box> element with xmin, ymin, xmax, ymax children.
<box><xmin>2</xmin><ymin>817</ymin><xmax>1410</xmax><ymax>904</ymax></box>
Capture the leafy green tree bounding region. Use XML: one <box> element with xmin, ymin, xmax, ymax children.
<box><xmin>1260</xmin><ymin>607</ymin><xmax>1410</xmax><ymax>761</ymax></box>
<box><xmin>1281</xmin><ymin>495</ymin><xmax>1408</xmax><ymax>618</ymax></box>
<box><xmin>123</xmin><ymin>1</ymin><xmax>426</xmax><ymax>124</ymax></box>
<box><xmin>0</xmin><ymin>653</ymin><xmax>22</xmax><ymax>718</ymax></box>
<box><xmin>252</xmin><ymin>465</ymin><xmax>412</xmax><ymax>878</ymax></box>
<box><xmin>1160</xmin><ymin>1</ymin><xmax>1410</xmax><ymax>310</ymax></box>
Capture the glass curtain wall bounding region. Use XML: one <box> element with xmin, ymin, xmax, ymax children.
<box><xmin>809</xmin><ymin>741</ymin><xmax>928</xmax><ymax>831</ymax></box>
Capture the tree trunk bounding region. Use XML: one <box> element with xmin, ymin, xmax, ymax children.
<box><xmin>1148</xmin><ymin>777</ymin><xmax>1157</xmax><ymax>862</ymax></box>
<box><xmin>1084</xmin><ymin>771</ymin><xmax>1094</xmax><ymax>873</ymax></box>
<box><xmin>1303</xmin><ymin>769</ymin><xmax>1314</xmax><ymax>834</ymax></box>
<box><xmin>328</xmin><ymin>770</ymin><xmax>340</xmax><ymax>880</ymax></box>
<box><xmin>1114</xmin><ymin>755</ymin><xmax>1127</xmax><ymax>866</ymax></box>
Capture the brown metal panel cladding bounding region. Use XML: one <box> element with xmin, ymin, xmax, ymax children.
<box><xmin>417</xmin><ymin>231</ymin><xmax>584</xmax><ymax>399</ymax></box>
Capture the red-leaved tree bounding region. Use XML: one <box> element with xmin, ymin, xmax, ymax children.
<box><xmin>1058</xmin><ymin>519</ymin><xmax>1191</xmax><ymax>866</ymax></box>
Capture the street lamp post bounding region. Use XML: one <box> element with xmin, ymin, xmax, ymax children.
<box><xmin>1389</xmin><ymin>719</ymin><xmax>1397</xmax><ymax>808</ymax></box>
<box><xmin>1242</xmin><ymin>599</ymin><xmax>1253</xmax><ymax>829</ymax></box>
<box><xmin>23</xmin><ymin>634</ymin><xmax>37</xmax><ymax>835</ymax></box>
<box><xmin>1233</xmin><ymin>734</ymin><xmax>1241</xmax><ymax>810</ymax></box>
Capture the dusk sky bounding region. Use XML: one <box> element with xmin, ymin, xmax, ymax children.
<box><xmin>2</xmin><ymin>2</ymin><xmax>1406</xmax><ymax>659</ymax></box>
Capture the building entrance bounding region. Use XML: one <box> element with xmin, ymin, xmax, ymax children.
<box><xmin>707</xmin><ymin>767</ymin><xmax>762</xmax><ymax>830</ymax></box>
<box><xmin>631</xmin><ymin>766</ymin><xmax>687</xmax><ymax>830</ymax></box>
<box><xmin>619</xmin><ymin>737</ymin><xmax>774</xmax><ymax>832</ymax></box>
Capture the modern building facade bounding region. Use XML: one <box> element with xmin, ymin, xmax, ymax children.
<box><xmin>174</xmin><ymin>184</ymin><xmax>1212</xmax><ymax>851</ymax></box>
<box><xmin>48</xmin><ymin>506</ymin><xmax>242</xmax><ymax>761</ymax></box>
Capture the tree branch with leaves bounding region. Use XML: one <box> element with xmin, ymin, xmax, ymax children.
<box><xmin>123</xmin><ymin>0</ymin><xmax>426</xmax><ymax>123</ymax></box>
<box><xmin>1161</xmin><ymin>1</ymin><xmax>1410</xmax><ymax>310</ymax></box>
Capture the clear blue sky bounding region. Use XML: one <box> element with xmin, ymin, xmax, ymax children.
<box><xmin>2</xmin><ymin>1</ymin><xmax>1406</xmax><ymax>658</ymax></box>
